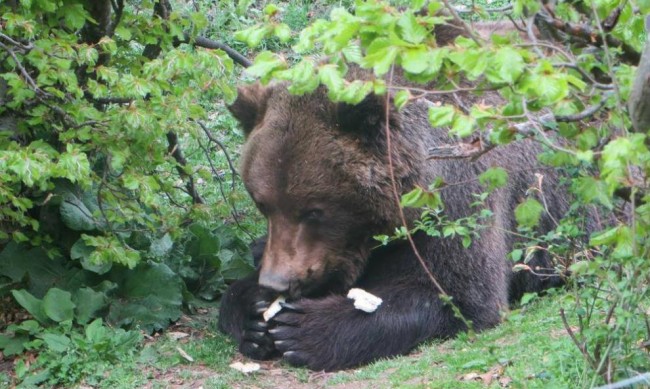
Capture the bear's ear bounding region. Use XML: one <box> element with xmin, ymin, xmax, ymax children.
<box><xmin>336</xmin><ymin>93</ymin><xmax>398</xmax><ymax>142</ymax></box>
<box><xmin>228</xmin><ymin>83</ymin><xmax>272</xmax><ymax>136</ymax></box>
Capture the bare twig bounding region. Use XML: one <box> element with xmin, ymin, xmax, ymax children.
<box><xmin>0</xmin><ymin>41</ymin><xmax>45</xmax><ymax>95</ymax></box>
<box><xmin>454</xmin><ymin>4</ymin><xmax>513</xmax><ymax>13</ymax></box>
<box><xmin>525</xmin><ymin>16</ymin><xmax>545</xmax><ymax>57</ymax></box>
<box><xmin>385</xmin><ymin>66</ymin><xmax>450</xmax><ymax>298</ymax></box>
<box><xmin>196</xmin><ymin>121</ymin><xmax>238</xmax><ymax>189</ymax></box>
<box><xmin>560</xmin><ymin>308</ymin><xmax>599</xmax><ymax>369</ymax></box>
<box><xmin>92</xmin><ymin>96</ymin><xmax>134</xmax><ymax>105</ymax></box>
<box><xmin>196</xmin><ymin>136</ymin><xmax>254</xmax><ymax>240</ymax></box>
<box><xmin>553</xmin><ymin>63</ymin><xmax>614</xmax><ymax>90</ymax></box>
<box><xmin>0</xmin><ymin>32</ymin><xmax>33</xmax><ymax>50</ymax></box>
<box><xmin>440</xmin><ymin>0</ymin><xmax>482</xmax><ymax>45</ymax></box>
<box><xmin>556</xmin><ymin>92</ymin><xmax>613</xmax><ymax>122</ymax></box>
<box><xmin>166</xmin><ymin>131</ymin><xmax>204</xmax><ymax>205</ymax></box>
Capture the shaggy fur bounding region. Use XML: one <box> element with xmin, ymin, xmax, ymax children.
<box><xmin>218</xmin><ymin>80</ymin><xmax>568</xmax><ymax>371</ymax></box>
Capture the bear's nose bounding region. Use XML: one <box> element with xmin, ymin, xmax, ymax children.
<box><xmin>259</xmin><ymin>271</ymin><xmax>290</xmax><ymax>292</ymax></box>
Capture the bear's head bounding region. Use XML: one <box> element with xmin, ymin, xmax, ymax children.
<box><xmin>229</xmin><ymin>83</ymin><xmax>424</xmax><ymax>298</ymax></box>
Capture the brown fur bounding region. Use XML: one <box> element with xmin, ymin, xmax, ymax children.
<box><xmin>218</xmin><ymin>19</ymin><xmax>565</xmax><ymax>372</ymax></box>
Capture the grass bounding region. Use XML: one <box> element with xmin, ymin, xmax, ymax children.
<box><xmin>81</xmin><ymin>291</ymin><xmax>584</xmax><ymax>388</ymax></box>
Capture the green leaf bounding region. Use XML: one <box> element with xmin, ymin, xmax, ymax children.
<box><xmin>263</xmin><ymin>4</ymin><xmax>279</xmax><ymax>15</ymax></box>
<box><xmin>70</xmin><ymin>238</ymin><xmax>112</xmax><ymax>275</ymax></box>
<box><xmin>401</xmin><ymin>47</ymin><xmax>429</xmax><ymax>74</ymax></box>
<box><xmin>451</xmin><ymin>114</ymin><xmax>475</xmax><ymax>138</ymax></box>
<box><xmin>449</xmin><ymin>49</ymin><xmax>488</xmax><ymax>80</ymax></box>
<box><xmin>42</xmin><ymin>288</ymin><xmax>75</xmax><ymax>323</ymax></box>
<box><xmin>361</xmin><ymin>38</ymin><xmax>399</xmax><ymax>76</ymax></box>
<box><xmin>485</xmin><ymin>47</ymin><xmax>525</xmax><ymax>84</ymax></box>
<box><xmin>428</xmin><ymin>105</ymin><xmax>455</xmax><ymax>127</ymax></box>
<box><xmin>319</xmin><ymin>64</ymin><xmax>346</xmax><ymax>98</ymax></box>
<box><xmin>394</xmin><ymin>90</ymin><xmax>411</xmax><ymax>111</ymax></box>
<box><xmin>510</xmin><ymin>249</ymin><xmax>524</xmax><ymax>262</ymax></box>
<box><xmin>397</xmin><ymin>13</ymin><xmax>428</xmax><ymax>44</ymax></box>
<box><xmin>12</xmin><ymin>289</ymin><xmax>49</xmax><ymax>324</ymax></box>
<box><xmin>234</xmin><ymin>25</ymin><xmax>272</xmax><ymax>48</ymax></box>
<box><xmin>274</xmin><ymin>23</ymin><xmax>292</xmax><ymax>42</ymax></box>
<box><xmin>150</xmin><ymin>233</ymin><xmax>173</xmax><ymax>258</ymax></box>
<box><xmin>107</xmin><ymin>262</ymin><xmax>184</xmax><ymax>333</ymax></box>
<box><xmin>479</xmin><ymin>167</ymin><xmax>509</xmax><ymax>191</ymax></box>
<box><xmin>0</xmin><ymin>334</ymin><xmax>29</xmax><ymax>356</ymax></box>
<box><xmin>220</xmin><ymin>249</ymin><xmax>255</xmax><ymax>281</ymax></box>
<box><xmin>520</xmin><ymin>292</ymin><xmax>538</xmax><ymax>306</ymax></box>
<box><xmin>338</xmin><ymin>80</ymin><xmax>373</xmax><ymax>104</ymax></box>
<box><xmin>60</xmin><ymin>194</ymin><xmax>97</xmax><ymax>232</ymax></box>
<box><xmin>589</xmin><ymin>225</ymin><xmax>621</xmax><ymax>246</ymax></box>
<box><xmin>401</xmin><ymin>186</ymin><xmax>441</xmax><ymax>208</ymax></box>
<box><xmin>73</xmin><ymin>287</ymin><xmax>108</xmax><ymax>325</ymax></box>
<box><xmin>0</xmin><ymin>243</ymin><xmax>73</xmax><ymax>297</ymax></box>
<box><xmin>246</xmin><ymin>51</ymin><xmax>286</xmax><ymax>83</ymax></box>
<box><xmin>40</xmin><ymin>333</ymin><xmax>71</xmax><ymax>353</ymax></box>
<box><xmin>514</xmin><ymin>198</ymin><xmax>544</xmax><ymax>228</ymax></box>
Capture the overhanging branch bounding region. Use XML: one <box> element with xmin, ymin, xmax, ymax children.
<box><xmin>534</xmin><ymin>11</ymin><xmax>641</xmax><ymax>64</ymax></box>
<box><xmin>427</xmin><ymin>94</ymin><xmax>612</xmax><ymax>160</ymax></box>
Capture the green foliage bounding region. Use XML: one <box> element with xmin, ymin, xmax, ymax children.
<box><xmin>3</xmin><ymin>318</ymin><xmax>141</xmax><ymax>387</ymax></box>
<box><xmin>514</xmin><ymin>198</ymin><xmax>544</xmax><ymax>229</ymax></box>
<box><xmin>0</xmin><ymin>1</ymin><xmax>260</xmax><ymax>385</ymax></box>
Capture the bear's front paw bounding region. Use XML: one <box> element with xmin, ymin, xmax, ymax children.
<box><xmin>267</xmin><ymin>301</ymin><xmax>311</xmax><ymax>367</ymax></box>
<box><xmin>240</xmin><ymin>300</ymin><xmax>279</xmax><ymax>360</ymax></box>
<box><xmin>267</xmin><ymin>300</ymin><xmax>344</xmax><ymax>370</ymax></box>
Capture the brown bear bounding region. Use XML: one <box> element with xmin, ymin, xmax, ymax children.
<box><xmin>217</xmin><ymin>76</ymin><xmax>570</xmax><ymax>371</ymax></box>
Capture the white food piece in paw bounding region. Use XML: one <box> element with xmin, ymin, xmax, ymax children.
<box><xmin>229</xmin><ymin>361</ymin><xmax>261</xmax><ymax>373</ymax></box>
<box><xmin>347</xmin><ymin>288</ymin><xmax>383</xmax><ymax>313</ymax></box>
<box><xmin>262</xmin><ymin>295</ymin><xmax>286</xmax><ymax>322</ymax></box>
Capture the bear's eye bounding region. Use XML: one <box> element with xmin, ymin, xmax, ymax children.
<box><xmin>300</xmin><ymin>208</ymin><xmax>324</xmax><ymax>223</ymax></box>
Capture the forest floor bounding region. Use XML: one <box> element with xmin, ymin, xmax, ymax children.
<box><xmin>55</xmin><ymin>291</ymin><xmax>585</xmax><ymax>389</ymax></box>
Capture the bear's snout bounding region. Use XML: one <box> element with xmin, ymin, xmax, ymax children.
<box><xmin>259</xmin><ymin>268</ymin><xmax>291</xmax><ymax>292</ymax></box>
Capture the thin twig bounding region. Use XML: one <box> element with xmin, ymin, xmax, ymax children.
<box><xmin>525</xmin><ymin>16</ymin><xmax>545</xmax><ymax>57</ymax></box>
<box><xmin>454</xmin><ymin>4</ymin><xmax>513</xmax><ymax>13</ymax></box>
<box><xmin>196</xmin><ymin>137</ymin><xmax>255</xmax><ymax>240</ymax></box>
<box><xmin>166</xmin><ymin>131</ymin><xmax>204</xmax><ymax>205</ymax></box>
<box><xmin>556</xmin><ymin>92</ymin><xmax>613</xmax><ymax>122</ymax></box>
<box><xmin>196</xmin><ymin>120</ymin><xmax>238</xmax><ymax>189</ymax></box>
<box><xmin>0</xmin><ymin>41</ymin><xmax>44</xmax><ymax>95</ymax></box>
<box><xmin>191</xmin><ymin>35</ymin><xmax>252</xmax><ymax>68</ymax></box>
<box><xmin>439</xmin><ymin>0</ymin><xmax>482</xmax><ymax>45</ymax></box>
<box><xmin>384</xmin><ymin>65</ymin><xmax>449</xmax><ymax>297</ymax></box>
<box><xmin>560</xmin><ymin>308</ymin><xmax>598</xmax><ymax>368</ymax></box>
<box><xmin>553</xmin><ymin>63</ymin><xmax>614</xmax><ymax>90</ymax></box>
<box><xmin>0</xmin><ymin>32</ymin><xmax>33</xmax><ymax>50</ymax></box>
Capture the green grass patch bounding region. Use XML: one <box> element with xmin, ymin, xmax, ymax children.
<box><xmin>84</xmin><ymin>293</ymin><xmax>583</xmax><ymax>388</ymax></box>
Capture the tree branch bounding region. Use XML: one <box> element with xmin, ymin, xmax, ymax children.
<box><xmin>534</xmin><ymin>11</ymin><xmax>641</xmax><ymax>64</ymax></box>
<box><xmin>427</xmin><ymin>93</ymin><xmax>612</xmax><ymax>160</ymax></box>
<box><xmin>628</xmin><ymin>20</ymin><xmax>650</xmax><ymax>132</ymax></box>
<box><xmin>190</xmin><ymin>35</ymin><xmax>252</xmax><ymax>68</ymax></box>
